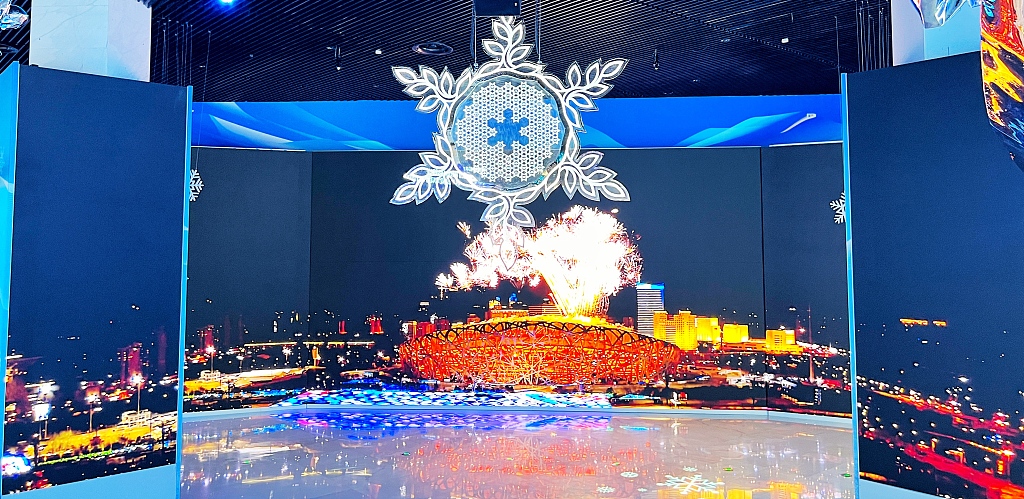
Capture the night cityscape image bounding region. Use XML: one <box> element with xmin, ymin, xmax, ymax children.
<box><xmin>182</xmin><ymin>145</ymin><xmax>852</xmax><ymax>417</ymax></box>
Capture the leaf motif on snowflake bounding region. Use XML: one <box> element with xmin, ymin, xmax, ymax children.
<box><xmin>390</xmin><ymin>16</ymin><xmax>629</xmax><ymax>227</ymax></box>
<box><xmin>189</xmin><ymin>169</ymin><xmax>204</xmax><ymax>202</ymax></box>
<box><xmin>830</xmin><ymin>191</ymin><xmax>846</xmax><ymax>224</ymax></box>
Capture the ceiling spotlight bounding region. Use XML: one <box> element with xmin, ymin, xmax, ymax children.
<box><xmin>374</xmin><ymin>48</ymin><xmax>383</xmax><ymax>55</ymax></box>
<box><xmin>412</xmin><ymin>42</ymin><xmax>454</xmax><ymax>56</ymax></box>
<box><xmin>0</xmin><ymin>1</ymin><xmax>28</xmax><ymax>31</ymax></box>
<box><xmin>652</xmin><ymin>48</ymin><xmax>659</xmax><ymax>71</ymax></box>
<box><xmin>781</xmin><ymin>37</ymin><xmax>790</xmax><ymax>44</ymax></box>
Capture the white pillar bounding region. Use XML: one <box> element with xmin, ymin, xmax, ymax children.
<box><xmin>29</xmin><ymin>0</ymin><xmax>151</xmax><ymax>82</ymax></box>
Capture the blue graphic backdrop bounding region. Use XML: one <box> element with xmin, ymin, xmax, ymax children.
<box><xmin>192</xmin><ymin>94</ymin><xmax>841</xmax><ymax>151</ymax></box>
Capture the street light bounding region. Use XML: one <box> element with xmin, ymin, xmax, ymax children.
<box><xmin>84</xmin><ymin>394</ymin><xmax>101</xmax><ymax>434</ymax></box>
<box><xmin>130</xmin><ymin>374</ymin><xmax>144</xmax><ymax>415</ymax></box>
<box><xmin>205</xmin><ymin>346</ymin><xmax>216</xmax><ymax>374</ymax></box>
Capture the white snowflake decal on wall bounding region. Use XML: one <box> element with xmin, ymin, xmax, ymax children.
<box><xmin>830</xmin><ymin>192</ymin><xmax>846</xmax><ymax>224</ymax></box>
<box><xmin>657</xmin><ymin>474</ymin><xmax>722</xmax><ymax>493</ymax></box>
<box><xmin>189</xmin><ymin>169</ymin><xmax>204</xmax><ymax>202</ymax></box>
<box><xmin>390</xmin><ymin>16</ymin><xmax>629</xmax><ymax>227</ymax></box>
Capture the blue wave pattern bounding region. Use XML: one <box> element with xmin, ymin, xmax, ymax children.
<box><xmin>192</xmin><ymin>95</ymin><xmax>842</xmax><ymax>150</ymax></box>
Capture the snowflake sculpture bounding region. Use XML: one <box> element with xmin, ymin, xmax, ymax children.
<box><xmin>391</xmin><ymin>16</ymin><xmax>629</xmax><ymax>227</ymax></box>
<box><xmin>657</xmin><ymin>474</ymin><xmax>722</xmax><ymax>493</ymax></box>
<box><xmin>596</xmin><ymin>486</ymin><xmax>615</xmax><ymax>494</ymax></box>
<box><xmin>830</xmin><ymin>192</ymin><xmax>846</xmax><ymax>224</ymax></box>
<box><xmin>620</xmin><ymin>471</ymin><xmax>639</xmax><ymax>478</ymax></box>
<box><xmin>189</xmin><ymin>169</ymin><xmax>204</xmax><ymax>202</ymax></box>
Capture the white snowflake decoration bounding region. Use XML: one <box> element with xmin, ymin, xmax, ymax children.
<box><xmin>682</xmin><ymin>466</ymin><xmax>698</xmax><ymax>472</ymax></box>
<box><xmin>620</xmin><ymin>471</ymin><xmax>639</xmax><ymax>478</ymax></box>
<box><xmin>830</xmin><ymin>192</ymin><xmax>846</xmax><ymax>224</ymax></box>
<box><xmin>657</xmin><ymin>474</ymin><xmax>722</xmax><ymax>493</ymax></box>
<box><xmin>597</xmin><ymin>485</ymin><xmax>615</xmax><ymax>493</ymax></box>
<box><xmin>391</xmin><ymin>16</ymin><xmax>629</xmax><ymax>227</ymax></box>
<box><xmin>189</xmin><ymin>169</ymin><xmax>204</xmax><ymax>202</ymax></box>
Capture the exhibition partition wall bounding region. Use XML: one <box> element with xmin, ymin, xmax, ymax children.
<box><xmin>0</xmin><ymin>64</ymin><xmax>191</xmax><ymax>498</ymax></box>
<box><xmin>183</xmin><ymin>144</ymin><xmax>852</xmax><ymax>417</ymax></box>
<box><xmin>848</xmin><ymin>53</ymin><xmax>1024</xmax><ymax>498</ymax></box>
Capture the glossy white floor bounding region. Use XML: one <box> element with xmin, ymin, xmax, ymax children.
<box><xmin>180</xmin><ymin>410</ymin><xmax>855</xmax><ymax>499</ymax></box>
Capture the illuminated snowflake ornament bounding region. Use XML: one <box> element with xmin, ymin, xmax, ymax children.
<box><xmin>390</xmin><ymin>16</ymin><xmax>629</xmax><ymax>227</ymax></box>
<box><xmin>189</xmin><ymin>169</ymin><xmax>204</xmax><ymax>202</ymax></box>
<box><xmin>830</xmin><ymin>192</ymin><xmax>846</xmax><ymax>224</ymax></box>
<box><xmin>657</xmin><ymin>474</ymin><xmax>722</xmax><ymax>493</ymax></box>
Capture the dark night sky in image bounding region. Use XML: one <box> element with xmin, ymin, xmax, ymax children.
<box><xmin>8</xmin><ymin>66</ymin><xmax>187</xmax><ymax>386</ymax></box>
<box><xmin>309</xmin><ymin>147</ymin><xmax>767</xmax><ymax>335</ymax></box>
<box><xmin>185</xmin><ymin>147</ymin><xmax>312</xmax><ymax>341</ymax></box>
<box><xmin>762</xmin><ymin>143</ymin><xmax>848</xmax><ymax>348</ymax></box>
<box><xmin>849</xmin><ymin>53</ymin><xmax>1024</xmax><ymax>411</ymax></box>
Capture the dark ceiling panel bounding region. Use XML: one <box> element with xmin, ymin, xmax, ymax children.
<box><xmin>155</xmin><ymin>0</ymin><xmax>887</xmax><ymax>101</ymax></box>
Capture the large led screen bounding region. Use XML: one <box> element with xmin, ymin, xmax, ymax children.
<box><xmin>303</xmin><ymin>147</ymin><xmax>771</xmax><ymax>411</ymax></box>
<box><xmin>1</xmin><ymin>67</ymin><xmax>188</xmax><ymax>493</ymax></box>
<box><xmin>762</xmin><ymin>143</ymin><xmax>852</xmax><ymax>417</ymax></box>
<box><xmin>849</xmin><ymin>53</ymin><xmax>1024</xmax><ymax>497</ymax></box>
<box><xmin>182</xmin><ymin>148</ymin><xmax>312</xmax><ymax>412</ymax></box>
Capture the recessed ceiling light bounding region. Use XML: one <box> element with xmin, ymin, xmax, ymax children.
<box><xmin>374</xmin><ymin>49</ymin><xmax>383</xmax><ymax>55</ymax></box>
<box><xmin>412</xmin><ymin>42</ymin><xmax>454</xmax><ymax>56</ymax></box>
<box><xmin>781</xmin><ymin>37</ymin><xmax>790</xmax><ymax>44</ymax></box>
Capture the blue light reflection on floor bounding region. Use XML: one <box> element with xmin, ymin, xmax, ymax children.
<box><xmin>180</xmin><ymin>410</ymin><xmax>854</xmax><ymax>499</ymax></box>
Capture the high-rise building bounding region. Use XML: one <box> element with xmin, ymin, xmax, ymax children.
<box><xmin>118</xmin><ymin>342</ymin><xmax>144</xmax><ymax>385</ymax></box>
<box><xmin>467</xmin><ymin>314</ymin><xmax>481</xmax><ymax>324</ymax></box>
<box><xmin>636</xmin><ymin>283</ymin><xmax>665</xmax><ymax>337</ymax></box>
<box><xmin>202</xmin><ymin>325</ymin><xmax>215</xmax><ymax>351</ymax></box>
<box><xmin>338</xmin><ymin>320</ymin><xmax>347</xmax><ymax>335</ymax></box>
<box><xmin>695</xmin><ymin>316</ymin><xmax>721</xmax><ymax>342</ymax></box>
<box><xmin>652</xmin><ymin>311</ymin><xmax>674</xmax><ymax>342</ymax></box>
<box><xmin>673</xmin><ymin>311</ymin><xmax>698</xmax><ymax>350</ymax></box>
<box><xmin>722</xmin><ymin>323</ymin><xmax>750</xmax><ymax>344</ymax></box>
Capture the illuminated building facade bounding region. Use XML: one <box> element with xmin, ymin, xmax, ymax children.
<box><xmin>696</xmin><ymin>316</ymin><xmax>721</xmax><ymax>342</ymax></box>
<box><xmin>652</xmin><ymin>310</ymin><xmax>673</xmax><ymax>342</ymax></box>
<box><xmin>722</xmin><ymin>323</ymin><xmax>750</xmax><ymax>343</ymax></box>
<box><xmin>636</xmin><ymin>282</ymin><xmax>665</xmax><ymax>337</ymax></box>
<box><xmin>766</xmin><ymin>328</ymin><xmax>799</xmax><ymax>352</ymax></box>
<box><xmin>117</xmin><ymin>342</ymin><xmax>145</xmax><ymax>385</ymax></box>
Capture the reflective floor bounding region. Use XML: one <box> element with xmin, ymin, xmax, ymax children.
<box><xmin>181</xmin><ymin>411</ymin><xmax>855</xmax><ymax>499</ymax></box>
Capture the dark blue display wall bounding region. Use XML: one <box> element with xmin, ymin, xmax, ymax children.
<box><xmin>848</xmin><ymin>52</ymin><xmax>1024</xmax><ymax>498</ymax></box>
<box><xmin>2</xmin><ymin>65</ymin><xmax>189</xmax><ymax>498</ymax></box>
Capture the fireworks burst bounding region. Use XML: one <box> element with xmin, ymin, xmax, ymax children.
<box><xmin>443</xmin><ymin>206</ymin><xmax>642</xmax><ymax>318</ymax></box>
<box><xmin>457</xmin><ymin>221</ymin><xmax>473</xmax><ymax>239</ymax></box>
